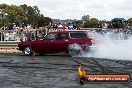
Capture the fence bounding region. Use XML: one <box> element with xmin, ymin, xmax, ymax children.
<box><xmin>0</xmin><ymin>41</ymin><xmax>19</xmax><ymax>53</ymax></box>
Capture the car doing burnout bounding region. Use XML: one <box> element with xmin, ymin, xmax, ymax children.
<box><xmin>18</xmin><ymin>30</ymin><xmax>93</xmax><ymax>56</ymax></box>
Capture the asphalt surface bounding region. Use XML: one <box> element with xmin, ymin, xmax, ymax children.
<box><xmin>0</xmin><ymin>53</ymin><xmax>132</xmax><ymax>88</ymax></box>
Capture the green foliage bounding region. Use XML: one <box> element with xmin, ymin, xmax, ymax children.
<box><xmin>0</xmin><ymin>4</ymin><xmax>52</xmax><ymax>28</ymax></box>
<box><xmin>128</xmin><ymin>18</ymin><xmax>132</xmax><ymax>22</ymax></box>
<box><xmin>37</xmin><ymin>14</ymin><xmax>45</xmax><ymax>27</ymax></box>
<box><xmin>43</xmin><ymin>17</ymin><xmax>52</xmax><ymax>27</ymax></box>
<box><xmin>83</xmin><ymin>18</ymin><xmax>99</xmax><ymax>28</ymax></box>
<box><xmin>72</xmin><ymin>20</ymin><xmax>83</xmax><ymax>27</ymax></box>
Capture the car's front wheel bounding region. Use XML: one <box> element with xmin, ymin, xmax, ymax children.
<box><xmin>23</xmin><ymin>46</ymin><xmax>33</xmax><ymax>55</ymax></box>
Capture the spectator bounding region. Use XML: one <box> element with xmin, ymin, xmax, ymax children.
<box><xmin>13</xmin><ymin>23</ymin><xmax>16</xmax><ymax>31</ymax></box>
<box><xmin>68</xmin><ymin>22</ymin><xmax>74</xmax><ymax>30</ymax></box>
<box><xmin>63</xmin><ymin>23</ymin><xmax>68</xmax><ymax>30</ymax></box>
<box><xmin>4</xmin><ymin>31</ymin><xmax>9</xmax><ymax>41</ymax></box>
<box><xmin>53</xmin><ymin>24</ymin><xmax>58</xmax><ymax>31</ymax></box>
<box><xmin>0</xmin><ymin>31</ymin><xmax>4</xmax><ymax>41</ymax></box>
<box><xmin>8</xmin><ymin>23</ymin><xmax>13</xmax><ymax>30</ymax></box>
<box><xmin>20</xmin><ymin>30</ymin><xmax>26</xmax><ymax>42</ymax></box>
<box><xmin>27</xmin><ymin>24</ymin><xmax>31</xmax><ymax>32</ymax></box>
<box><xmin>58</xmin><ymin>23</ymin><xmax>63</xmax><ymax>31</ymax></box>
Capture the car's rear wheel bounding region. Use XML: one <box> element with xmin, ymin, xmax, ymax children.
<box><xmin>23</xmin><ymin>46</ymin><xmax>33</xmax><ymax>55</ymax></box>
<box><xmin>68</xmin><ymin>44</ymin><xmax>82</xmax><ymax>57</ymax></box>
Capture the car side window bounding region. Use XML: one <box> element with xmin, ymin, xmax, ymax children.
<box><xmin>70</xmin><ymin>32</ymin><xmax>87</xmax><ymax>38</ymax></box>
<box><xmin>44</xmin><ymin>34</ymin><xmax>55</xmax><ymax>40</ymax></box>
<box><xmin>56</xmin><ymin>33</ymin><xmax>68</xmax><ymax>40</ymax></box>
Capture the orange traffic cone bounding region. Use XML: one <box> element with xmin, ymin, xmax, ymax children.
<box><xmin>32</xmin><ymin>50</ymin><xmax>36</xmax><ymax>60</ymax></box>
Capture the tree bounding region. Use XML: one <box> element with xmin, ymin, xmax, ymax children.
<box><xmin>128</xmin><ymin>18</ymin><xmax>132</xmax><ymax>28</ymax></box>
<box><xmin>81</xmin><ymin>15</ymin><xmax>90</xmax><ymax>21</ymax></box>
<box><xmin>20</xmin><ymin>4</ymin><xmax>29</xmax><ymax>24</ymax></box>
<box><xmin>0</xmin><ymin>4</ymin><xmax>25</xmax><ymax>27</ymax></box>
<box><xmin>37</xmin><ymin>14</ymin><xmax>45</xmax><ymax>27</ymax></box>
<box><xmin>128</xmin><ymin>18</ymin><xmax>132</xmax><ymax>22</ymax></box>
<box><xmin>0</xmin><ymin>4</ymin><xmax>9</xmax><ymax>26</ymax></box>
<box><xmin>0</xmin><ymin>4</ymin><xmax>51</xmax><ymax>29</ymax></box>
<box><xmin>83</xmin><ymin>18</ymin><xmax>99</xmax><ymax>28</ymax></box>
<box><xmin>111</xmin><ymin>18</ymin><xmax>126</xmax><ymax>28</ymax></box>
<box><xmin>73</xmin><ymin>20</ymin><xmax>83</xmax><ymax>28</ymax></box>
<box><xmin>43</xmin><ymin>17</ymin><xmax>52</xmax><ymax>27</ymax></box>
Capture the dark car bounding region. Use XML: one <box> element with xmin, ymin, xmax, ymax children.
<box><xmin>18</xmin><ymin>30</ymin><xmax>93</xmax><ymax>56</ymax></box>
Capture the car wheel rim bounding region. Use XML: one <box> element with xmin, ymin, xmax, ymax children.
<box><xmin>69</xmin><ymin>49</ymin><xmax>80</xmax><ymax>56</ymax></box>
<box><xmin>24</xmin><ymin>47</ymin><xmax>31</xmax><ymax>55</ymax></box>
<box><xmin>68</xmin><ymin>44</ymin><xmax>82</xmax><ymax>56</ymax></box>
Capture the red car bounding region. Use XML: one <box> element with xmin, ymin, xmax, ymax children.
<box><xmin>18</xmin><ymin>30</ymin><xmax>93</xmax><ymax>56</ymax></box>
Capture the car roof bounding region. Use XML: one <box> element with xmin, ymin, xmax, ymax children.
<box><xmin>50</xmin><ymin>30</ymin><xmax>89</xmax><ymax>34</ymax></box>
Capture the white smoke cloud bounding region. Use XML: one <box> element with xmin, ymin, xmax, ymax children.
<box><xmin>84</xmin><ymin>32</ymin><xmax>132</xmax><ymax>61</ymax></box>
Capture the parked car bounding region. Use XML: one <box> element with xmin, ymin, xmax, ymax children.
<box><xmin>18</xmin><ymin>30</ymin><xmax>93</xmax><ymax>56</ymax></box>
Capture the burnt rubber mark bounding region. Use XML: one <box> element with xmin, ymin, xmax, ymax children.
<box><xmin>68</xmin><ymin>57</ymin><xmax>129</xmax><ymax>74</ymax></box>
<box><xmin>27</xmin><ymin>62</ymin><xmax>77</xmax><ymax>66</ymax></box>
<box><xmin>94</xmin><ymin>58</ymin><xmax>132</xmax><ymax>74</ymax></box>
<box><xmin>101</xmin><ymin>59</ymin><xmax>132</xmax><ymax>67</ymax></box>
<box><xmin>0</xmin><ymin>77</ymin><xmax>37</xmax><ymax>88</ymax></box>
<box><xmin>68</xmin><ymin>57</ymin><xmax>101</xmax><ymax>72</ymax></box>
<box><xmin>91</xmin><ymin>58</ymin><xmax>124</xmax><ymax>74</ymax></box>
<box><xmin>115</xmin><ymin>60</ymin><xmax>132</xmax><ymax>66</ymax></box>
<box><xmin>2</xmin><ymin>64</ymin><xmax>76</xmax><ymax>71</ymax></box>
<box><xmin>75</xmin><ymin>57</ymin><xmax>98</xmax><ymax>65</ymax></box>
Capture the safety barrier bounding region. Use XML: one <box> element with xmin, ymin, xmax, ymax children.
<box><xmin>0</xmin><ymin>41</ymin><xmax>20</xmax><ymax>53</ymax></box>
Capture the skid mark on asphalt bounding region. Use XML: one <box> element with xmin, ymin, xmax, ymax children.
<box><xmin>0</xmin><ymin>55</ymin><xmax>132</xmax><ymax>88</ymax></box>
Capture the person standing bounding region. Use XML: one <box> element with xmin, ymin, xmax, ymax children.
<box><xmin>27</xmin><ymin>24</ymin><xmax>31</xmax><ymax>32</ymax></box>
<box><xmin>0</xmin><ymin>31</ymin><xmax>4</xmax><ymax>41</ymax></box>
<box><xmin>68</xmin><ymin>22</ymin><xmax>74</xmax><ymax>30</ymax></box>
<box><xmin>58</xmin><ymin>23</ymin><xmax>63</xmax><ymax>31</ymax></box>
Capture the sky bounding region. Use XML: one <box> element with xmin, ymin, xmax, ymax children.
<box><xmin>0</xmin><ymin>0</ymin><xmax>132</xmax><ymax>20</ymax></box>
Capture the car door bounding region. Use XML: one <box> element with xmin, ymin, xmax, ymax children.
<box><xmin>53</xmin><ymin>33</ymin><xmax>69</xmax><ymax>53</ymax></box>
<box><xmin>32</xmin><ymin>33</ymin><xmax>56</xmax><ymax>53</ymax></box>
<box><xmin>42</xmin><ymin>33</ymin><xmax>56</xmax><ymax>53</ymax></box>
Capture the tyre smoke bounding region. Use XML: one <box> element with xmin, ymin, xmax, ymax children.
<box><xmin>81</xmin><ymin>30</ymin><xmax>132</xmax><ymax>60</ymax></box>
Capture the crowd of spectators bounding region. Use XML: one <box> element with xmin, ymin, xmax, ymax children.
<box><xmin>48</xmin><ymin>22</ymin><xmax>80</xmax><ymax>32</ymax></box>
<box><xmin>0</xmin><ymin>23</ymin><xmax>49</xmax><ymax>42</ymax></box>
<box><xmin>1</xmin><ymin>22</ymin><xmax>132</xmax><ymax>42</ymax></box>
<box><xmin>0</xmin><ymin>23</ymin><xmax>32</xmax><ymax>41</ymax></box>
